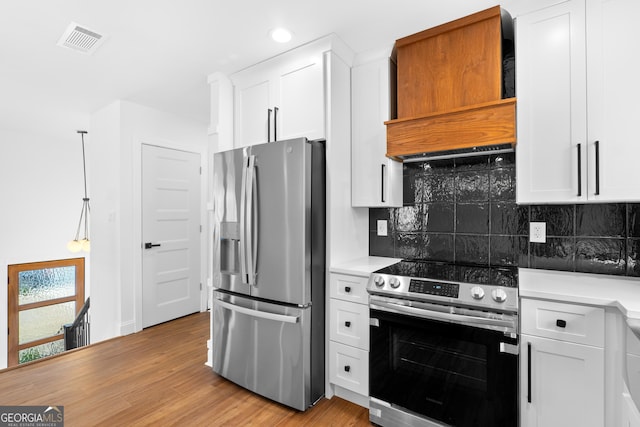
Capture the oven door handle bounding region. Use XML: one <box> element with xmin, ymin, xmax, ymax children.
<box><xmin>370</xmin><ymin>300</ymin><xmax>517</xmax><ymax>331</ymax></box>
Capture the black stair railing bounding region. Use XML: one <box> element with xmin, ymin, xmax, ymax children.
<box><xmin>64</xmin><ymin>297</ymin><xmax>90</xmax><ymax>351</ymax></box>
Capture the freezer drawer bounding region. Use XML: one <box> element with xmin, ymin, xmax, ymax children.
<box><xmin>212</xmin><ymin>291</ymin><xmax>321</xmax><ymax>411</ymax></box>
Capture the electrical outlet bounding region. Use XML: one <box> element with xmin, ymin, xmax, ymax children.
<box><xmin>377</xmin><ymin>220</ymin><xmax>388</xmax><ymax>237</ymax></box>
<box><xmin>530</xmin><ymin>222</ymin><xmax>546</xmax><ymax>243</ymax></box>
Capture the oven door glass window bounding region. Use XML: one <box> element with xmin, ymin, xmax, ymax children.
<box><xmin>370</xmin><ymin>308</ymin><xmax>517</xmax><ymax>426</ymax></box>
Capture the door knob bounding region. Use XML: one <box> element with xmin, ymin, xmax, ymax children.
<box><xmin>144</xmin><ymin>242</ymin><xmax>161</xmax><ymax>249</ymax></box>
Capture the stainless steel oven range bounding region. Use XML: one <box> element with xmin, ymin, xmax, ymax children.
<box><xmin>367</xmin><ymin>261</ymin><xmax>519</xmax><ymax>427</ymax></box>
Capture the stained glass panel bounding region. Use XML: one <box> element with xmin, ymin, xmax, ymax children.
<box><xmin>18</xmin><ymin>266</ymin><xmax>75</xmax><ymax>305</ymax></box>
<box><xmin>18</xmin><ymin>340</ymin><xmax>65</xmax><ymax>364</ymax></box>
<box><xmin>18</xmin><ymin>302</ymin><xmax>76</xmax><ymax>345</ymax></box>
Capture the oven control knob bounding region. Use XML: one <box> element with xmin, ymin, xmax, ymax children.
<box><xmin>373</xmin><ymin>275</ymin><xmax>385</xmax><ymax>287</ymax></box>
<box><xmin>470</xmin><ymin>286</ymin><xmax>485</xmax><ymax>300</ymax></box>
<box><xmin>389</xmin><ymin>277</ymin><xmax>401</xmax><ymax>289</ymax></box>
<box><xmin>492</xmin><ymin>288</ymin><xmax>508</xmax><ymax>303</ymax></box>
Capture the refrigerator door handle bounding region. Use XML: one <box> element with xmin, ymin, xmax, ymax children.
<box><xmin>215</xmin><ymin>298</ymin><xmax>299</xmax><ymax>324</ymax></box>
<box><xmin>239</xmin><ymin>155</ymin><xmax>249</xmax><ymax>284</ymax></box>
<box><xmin>245</xmin><ymin>154</ymin><xmax>257</xmax><ymax>286</ymax></box>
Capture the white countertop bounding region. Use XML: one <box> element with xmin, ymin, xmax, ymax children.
<box><xmin>330</xmin><ymin>256</ymin><xmax>401</xmax><ymax>277</ymax></box>
<box><xmin>519</xmin><ymin>268</ymin><xmax>640</xmax><ymax>322</ymax></box>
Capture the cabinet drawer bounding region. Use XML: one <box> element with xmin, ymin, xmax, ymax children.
<box><xmin>330</xmin><ymin>299</ymin><xmax>369</xmax><ymax>350</ymax></box>
<box><xmin>330</xmin><ymin>273</ymin><xmax>369</xmax><ymax>305</ymax></box>
<box><xmin>329</xmin><ymin>341</ymin><xmax>368</xmax><ymax>396</ymax></box>
<box><xmin>521</xmin><ymin>298</ymin><xmax>605</xmax><ymax>347</ymax></box>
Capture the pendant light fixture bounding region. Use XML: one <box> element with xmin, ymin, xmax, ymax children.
<box><xmin>67</xmin><ymin>130</ymin><xmax>91</xmax><ymax>253</ymax></box>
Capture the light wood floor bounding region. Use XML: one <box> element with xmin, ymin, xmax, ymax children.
<box><xmin>0</xmin><ymin>312</ymin><xmax>370</xmax><ymax>426</ymax></box>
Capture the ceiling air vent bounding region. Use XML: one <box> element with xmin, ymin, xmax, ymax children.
<box><xmin>57</xmin><ymin>22</ymin><xmax>105</xmax><ymax>54</ymax></box>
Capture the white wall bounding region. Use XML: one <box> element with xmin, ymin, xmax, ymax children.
<box><xmin>326</xmin><ymin>51</ymin><xmax>369</xmax><ymax>265</ymax></box>
<box><xmin>0</xmin><ymin>123</ymin><xmax>90</xmax><ymax>369</ymax></box>
<box><xmin>0</xmin><ymin>100</ymin><xmax>207</xmax><ymax>368</ymax></box>
<box><xmin>90</xmin><ymin>100</ymin><xmax>208</xmax><ymax>340</ymax></box>
<box><xmin>89</xmin><ymin>103</ymin><xmax>123</xmax><ymax>343</ymax></box>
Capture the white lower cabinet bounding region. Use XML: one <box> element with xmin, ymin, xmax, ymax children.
<box><xmin>329</xmin><ymin>299</ymin><xmax>369</xmax><ymax>350</ymax></box>
<box><xmin>521</xmin><ymin>298</ymin><xmax>605</xmax><ymax>427</ymax></box>
<box><xmin>329</xmin><ymin>341</ymin><xmax>368</xmax><ymax>396</ymax></box>
<box><xmin>521</xmin><ymin>334</ymin><xmax>604</xmax><ymax>427</ymax></box>
<box><xmin>328</xmin><ymin>272</ymin><xmax>370</xmax><ymax>405</ymax></box>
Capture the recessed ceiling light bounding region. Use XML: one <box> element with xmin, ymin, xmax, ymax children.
<box><xmin>270</xmin><ymin>28</ymin><xmax>292</xmax><ymax>43</ymax></box>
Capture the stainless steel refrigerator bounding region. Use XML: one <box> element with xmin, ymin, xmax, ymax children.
<box><xmin>211</xmin><ymin>137</ymin><xmax>325</xmax><ymax>411</ymax></box>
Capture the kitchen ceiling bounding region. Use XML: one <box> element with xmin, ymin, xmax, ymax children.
<box><xmin>0</xmin><ymin>1</ymin><xmax>516</xmax><ymax>136</ymax></box>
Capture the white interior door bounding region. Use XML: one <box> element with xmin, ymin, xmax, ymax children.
<box><xmin>142</xmin><ymin>144</ymin><xmax>201</xmax><ymax>328</ymax></box>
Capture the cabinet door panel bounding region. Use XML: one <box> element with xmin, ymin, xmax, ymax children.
<box><xmin>329</xmin><ymin>340</ymin><xmax>368</xmax><ymax>395</ymax></box>
<box><xmin>278</xmin><ymin>59</ymin><xmax>324</xmax><ymax>141</ymax></box>
<box><xmin>329</xmin><ymin>273</ymin><xmax>369</xmax><ymax>305</ymax></box>
<box><xmin>521</xmin><ymin>335</ymin><xmax>604</xmax><ymax>427</ymax></box>
<box><xmin>586</xmin><ymin>0</ymin><xmax>640</xmax><ymax>201</ymax></box>
<box><xmin>516</xmin><ymin>1</ymin><xmax>587</xmax><ymax>203</ymax></box>
<box><xmin>329</xmin><ymin>299</ymin><xmax>369</xmax><ymax>350</ymax></box>
<box><xmin>351</xmin><ymin>57</ymin><xmax>402</xmax><ymax>207</ymax></box>
<box><xmin>234</xmin><ymin>78</ymin><xmax>271</xmax><ymax>148</ymax></box>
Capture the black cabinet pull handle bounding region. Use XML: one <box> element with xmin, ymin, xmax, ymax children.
<box><xmin>344</xmin><ymin>365</ymin><xmax>351</xmax><ymax>372</ymax></box>
<box><xmin>527</xmin><ymin>342</ymin><xmax>532</xmax><ymax>403</ymax></box>
<box><xmin>577</xmin><ymin>143</ymin><xmax>582</xmax><ymax>197</ymax></box>
<box><xmin>273</xmin><ymin>106</ymin><xmax>279</xmax><ymax>141</ymax></box>
<box><xmin>556</xmin><ymin>319</ymin><xmax>567</xmax><ymax>328</ymax></box>
<box><xmin>267</xmin><ymin>109</ymin><xmax>272</xmax><ymax>142</ymax></box>
<box><xmin>144</xmin><ymin>242</ymin><xmax>161</xmax><ymax>249</ymax></box>
<box><xmin>345</xmin><ymin>321</ymin><xmax>351</xmax><ymax>328</ymax></box>
<box><xmin>345</xmin><ymin>286</ymin><xmax>351</xmax><ymax>293</ymax></box>
<box><xmin>381</xmin><ymin>164</ymin><xmax>386</xmax><ymax>203</ymax></box>
<box><xmin>594</xmin><ymin>140</ymin><xmax>600</xmax><ymax>195</ymax></box>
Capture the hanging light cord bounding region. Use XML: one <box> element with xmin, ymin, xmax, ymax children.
<box><xmin>73</xmin><ymin>131</ymin><xmax>90</xmax><ymax>241</ymax></box>
<box><xmin>81</xmin><ymin>130</ymin><xmax>88</xmax><ymax>200</ymax></box>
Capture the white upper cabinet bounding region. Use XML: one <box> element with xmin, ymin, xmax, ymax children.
<box><xmin>516</xmin><ymin>0</ymin><xmax>640</xmax><ymax>203</ymax></box>
<box><xmin>351</xmin><ymin>56</ymin><xmax>402</xmax><ymax>207</ymax></box>
<box><xmin>585</xmin><ymin>0</ymin><xmax>640</xmax><ymax>201</ymax></box>
<box><xmin>232</xmin><ymin>42</ymin><xmax>326</xmax><ymax>148</ymax></box>
<box><xmin>232</xmin><ymin>72</ymin><xmax>271</xmax><ymax>148</ymax></box>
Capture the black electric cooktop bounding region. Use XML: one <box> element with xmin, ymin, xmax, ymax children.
<box><xmin>374</xmin><ymin>260</ymin><xmax>518</xmax><ymax>288</ymax></box>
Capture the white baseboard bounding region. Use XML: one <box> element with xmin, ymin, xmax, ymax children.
<box><xmin>120</xmin><ymin>320</ymin><xmax>136</xmax><ymax>336</ymax></box>
<box><xmin>333</xmin><ymin>384</ymin><xmax>369</xmax><ymax>409</ymax></box>
<box><xmin>205</xmin><ymin>339</ymin><xmax>212</xmax><ymax>367</ymax></box>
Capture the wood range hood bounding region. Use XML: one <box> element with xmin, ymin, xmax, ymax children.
<box><xmin>386</xmin><ymin>5</ymin><xmax>516</xmax><ymax>161</ymax></box>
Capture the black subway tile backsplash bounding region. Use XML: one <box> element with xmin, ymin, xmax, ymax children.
<box><xmin>420</xmin><ymin>173</ymin><xmax>455</xmax><ymax>203</ymax></box>
<box><xmin>423</xmin><ymin>233</ymin><xmax>455</xmax><ymax>262</ymax></box>
<box><xmin>423</xmin><ymin>203</ymin><xmax>455</xmax><ymax>232</ymax></box>
<box><xmin>369</xmin><ymin>152</ymin><xmax>640</xmax><ymax>277</ymax></box>
<box><xmin>395</xmin><ymin>232</ymin><xmax>423</xmax><ymax>259</ymax></box>
<box><xmin>456</xmin><ymin>171</ymin><xmax>489</xmax><ymax>202</ymax></box>
<box><xmin>628</xmin><ymin>238</ymin><xmax>640</xmax><ymax>276</ymax></box>
<box><xmin>529</xmin><ymin>237</ymin><xmax>575</xmax><ymax>271</ymax></box>
<box><xmin>490</xmin><ymin>235</ymin><xmax>519</xmax><ymax>267</ymax></box>
<box><xmin>489</xmin><ymin>167</ymin><xmax>516</xmax><ymax>201</ymax></box>
<box><xmin>576</xmin><ymin>204</ymin><xmax>626</xmax><ymax>237</ymax></box>
<box><xmin>456</xmin><ymin>203</ymin><xmax>489</xmax><ymax>234</ymax></box>
<box><xmin>455</xmin><ymin>234</ymin><xmax>490</xmax><ymax>265</ymax></box>
<box><xmin>490</xmin><ymin>202</ymin><xmax>517</xmax><ymax>235</ymax></box>
<box><xmin>575</xmin><ymin>238</ymin><xmax>626</xmax><ymax>275</ymax></box>
<box><xmin>396</xmin><ymin>206</ymin><xmax>422</xmax><ymax>232</ymax></box>
<box><xmin>629</xmin><ymin>204</ymin><xmax>640</xmax><ymax>237</ymax></box>
<box><xmin>530</xmin><ymin>205</ymin><xmax>574</xmax><ymax>236</ymax></box>
<box><xmin>369</xmin><ymin>231</ymin><xmax>395</xmax><ymax>258</ymax></box>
